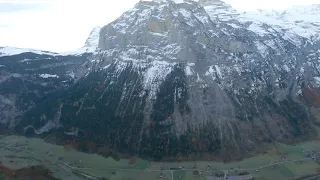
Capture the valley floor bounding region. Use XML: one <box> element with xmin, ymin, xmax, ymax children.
<box><xmin>0</xmin><ymin>134</ymin><xmax>320</xmax><ymax>180</ymax></box>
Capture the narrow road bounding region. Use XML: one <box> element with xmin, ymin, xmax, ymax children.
<box><xmin>224</xmin><ymin>170</ymin><xmax>227</xmax><ymax>180</ymax></box>
<box><xmin>70</xmin><ymin>155</ymin><xmax>320</xmax><ymax>173</ymax></box>
<box><xmin>170</xmin><ymin>170</ymin><xmax>174</xmax><ymax>180</ymax></box>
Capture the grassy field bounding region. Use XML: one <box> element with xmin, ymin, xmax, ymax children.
<box><xmin>0</xmin><ymin>131</ymin><xmax>320</xmax><ymax>180</ymax></box>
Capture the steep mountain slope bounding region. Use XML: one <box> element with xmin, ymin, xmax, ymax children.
<box><xmin>0</xmin><ymin>53</ymin><xmax>90</xmax><ymax>127</ymax></box>
<box><xmin>7</xmin><ymin>0</ymin><xmax>320</xmax><ymax>161</ymax></box>
<box><xmin>0</xmin><ymin>26</ymin><xmax>102</xmax><ymax>128</ymax></box>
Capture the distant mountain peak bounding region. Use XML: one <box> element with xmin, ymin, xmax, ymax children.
<box><xmin>0</xmin><ymin>26</ymin><xmax>102</xmax><ymax>57</ymax></box>
<box><xmin>0</xmin><ymin>46</ymin><xmax>58</xmax><ymax>57</ymax></box>
<box><xmin>61</xmin><ymin>26</ymin><xmax>102</xmax><ymax>55</ymax></box>
<box><xmin>199</xmin><ymin>0</ymin><xmax>229</xmax><ymax>5</ymax></box>
<box><xmin>84</xmin><ymin>26</ymin><xmax>101</xmax><ymax>48</ymax></box>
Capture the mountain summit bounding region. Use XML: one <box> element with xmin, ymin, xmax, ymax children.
<box><xmin>1</xmin><ymin>0</ymin><xmax>320</xmax><ymax>161</ymax></box>
<box><xmin>60</xmin><ymin>26</ymin><xmax>102</xmax><ymax>55</ymax></box>
<box><xmin>84</xmin><ymin>26</ymin><xmax>101</xmax><ymax>48</ymax></box>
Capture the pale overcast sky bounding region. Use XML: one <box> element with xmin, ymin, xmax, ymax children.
<box><xmin>0</xmin><ymin>0</ymin><xmax>319</xmax><ymax>52</ymax></box>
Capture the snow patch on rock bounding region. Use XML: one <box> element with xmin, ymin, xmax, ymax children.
<box><xmin>143</xmin><ymin>61</ymin><xmax>175</xmax><ymax>99</ymax></box>
<box><xmin>185</xmin><ymin>64</ymin><xmax>194</xmax><ymax>76</ymax></box>
<box><xmin>314</xmin><ymin>77</ymin><xmax>320</xmax><ymax>86</ymax></box>
<box><xmin>39</xmin><ymin>74</ymin><xmax>59</xmax><ymax>78</ymax></box>
<box><xmin>24</xmin><ymin>121</ymin><xmax>60</xmax><ymax>135</ymax></box>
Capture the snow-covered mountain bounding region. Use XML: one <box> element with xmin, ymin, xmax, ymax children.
<box><xmin>0</xmin><ymin>47</ymin><xmax>58</xmax><ymax>57</ymax></box>
<box><xmin>2</xmin><ymin>2</ymin><xmax>319</xmax><ymax>57</ymax></box>
<box><xmin>61</xmin><ymin>26</ymin><xmax>102</xmax><ymax>55</ymax></box>
<box><xmin>0</xmin><ymin>27</ymin><xmax>102</xmax><ymax>57</ymax></box>
<box><xmin>201</xmin><ymin>0</ymin><xmax>320</xmax><ymax>45</ymax></box>
<box><xmin>238</xmin><ymin>4</ymin><xmax>320</xmax><ymax>41</ymax></box>
<box><xmin>2</xmin><ymin>0</ymin><xmax>320</xmax><ymax>161</ymax></box>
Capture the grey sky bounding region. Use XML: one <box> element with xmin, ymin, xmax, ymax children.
<box><xmin>0</xmin><ymin>0</ymin><xmax>319</xmax><ymax>52</ymax></box>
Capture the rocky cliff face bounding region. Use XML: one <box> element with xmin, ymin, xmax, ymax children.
<box><xmin>3</xmin><ymin>0</ymin><xmax>320</xmax><ymax>161</ymax></box>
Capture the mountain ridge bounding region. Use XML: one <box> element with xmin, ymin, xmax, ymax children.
<box><xmin>1</xmin><ymin>1</ymin><xmax>319</xmax><ymax>55</ymax></box>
